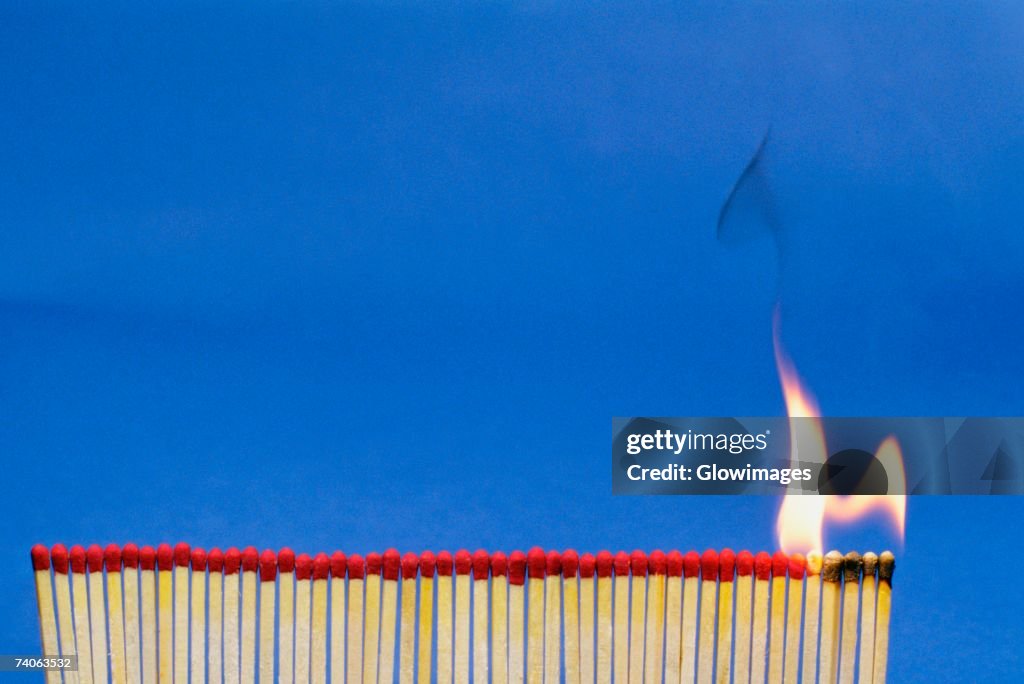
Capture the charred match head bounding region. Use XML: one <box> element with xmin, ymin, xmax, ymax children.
<box><xmin>822</xmin><ymin>551</ymin><xmax>843</xmax><ymax>583</ymax></box>
<box><xmin>843</xmin><ymin>551</ymin><xmax>863</xmax><ymax>584</ymax></box>
<box><xmin>806</xmin><ymin>551</ymin><xmax>823</xmax><ymax>576</ymax></box>
<box><xmin>878</xmin><ymin>551</ymin><xmax>895</xmax><ymax>585</ymax></box>
<box><xmin>862</xmin><ymin>551</ymin><xmax>879</xmax><ymax>579</ymax></box>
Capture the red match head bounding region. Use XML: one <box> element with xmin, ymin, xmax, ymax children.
<box><xmin>70</xmin><ymin>545</ymin><xmax>87</xmax><ymax>574</ymax></box>
<box><xmin>366</xmin><ymin>552</ymin><xmax>383</xmax><ymax>576</ymax></box>
<box><xmin>401</xmin><ymin>553</ymin><xmax>419</xmax><ymax>580</ymax></box>
<box><xmin>472</xmin><ymin>550</ymin><xmax>490</xmax><ymax>580</ymax></box>
<box><xmin>259</xmin><ymin>549</ymin><xmax>277</xmax><ymax>581</ymax></box>
<box><xmin>754</xmin><ymin>551</ymin><xmax>772</xmax><ymax>581</ymax></box>
<box><xmin>454</xmin><ymin>550</ymin><xmax>472</xmax><ymax>576</ymax></box>
<box><xmin>666</xmin><ymin>550</ymin><xmax>683</xmax><ymax>578</ymax></box>
<box><xmin>348</xmin><ymin>554</ymin><xmax>365</xmax><ymax>580</ymax></box>
<box><xmin>208</xmin><ymin>548</ymin><xmax>224</xmax><ymax>573</ymax></box>
<box><xmin>31</xmin><ymin>544</ymin><xmax>50</xmax><ymax>571</ymax></box>
<box><xmin>419</xmin><ymin>551</ymin><xmax>436</xmax><ymax>578</ymax></box>
<box><xmin>436</xmin><ymin>551</ymin><xmax>453</xmax><ymax>577</ymax></box>
<box><xmin>174</xmin><ymin>542</ymin><xmax>190</xmax><ymax>568</ymax></box>
<box><xmin>545</xmin><ymin>550</ymin><xmax>562</xmax><ymax>576</ymax></box>
<box><xmin>224</xmin><ymin>548</ymin><xmax>242</xmax><ymax>575</ymax></box>
<box><xmin>509</xmin><ymin>551</ymin><xmax>527</xmax><ymax>586</ymax></box>
<box><xmin>683</xmin><ymin>551</ymin><xmax>701</xmax><ymax>578</ymax></box>
<box><xmin>596</xmin><ymin>551</ymin><xmax>614</xmax><ymax>578</ymax></box>
<box><xmin>313</xmin><ymin>553</ymin><xmax>330</xmax><ymax>580</ymax></box>
<box><xmin>649</xmin><ymin>550</ymin><xmax>667</xmax><ymax>576</ymax></box>
<box><xmin>51</xmin><ymin>544</ymin><xmax>69</xmax><ymax>574</ymax></box>
<box><xmin>296</xmin><ymin>554</ymin><xmax>313</xmax><ymax>581</ymax></box>
<box><xmin>700</xmin><ymin>549</ymin><xmax>719</xmax><ymax>581</ymax></box>
<box><xmin>104</xmin><ymin>544</ymin><xmax>122</xmax><ymax>573</ymax></box>
<box><xmin>772</xmin><ymin>551</ymin><xmax>789</xmax><ymax>578</ymax></box>
<box><xmin>86</xmin><ymin>544</ymin><xmax>103</xmax><ymax>573</ymax></box>
<box><xmin>613</xmin><ymin>551</ymin><xmax>630</xmax><ymax>577</ymax></box>
<box><xmin>579</xmin><ymin>553</ymin><xmax>596</xmax><ymax>579</ymax></box>
<box><xmin>330</xmin><ymin>552</ymin><xmax>347</xmax><ymax>578</ymax></box>
<box><xmin>383</xmin><ymin>549</ymin><xmax>401</xmax><ymax>581</ymax></box>
<box><xmin>191</xmin><ymin>548</ymin><xmax>207</xmax><ymax>572</ymax></box>
<box><xmin>157</xmin><ymin>544</ymin><xmax>174</xmax><ymax>571</ymax></box>
<box><xmin>561</xmin><ymin>550</ymin><xmax>579</xmax><ymax>578</ymax></box>
<box><xmin>719</xmin><ymin>549</ymin><xmax>736</xmax><ymax>582</ymax></box>
<box><xmin>140</xmin><ymin>546</ymin><xmax>156</xmax><ymax>572</ymax></box>
<box><xmin>630</xmin><ymin>550</ymin><xmax>648</xmax><ymax>577</ymax></box>
<box><xmin>122</xmin><ymin>543</ymin><xmax>139</xmax><ymax>569</ymax></box>
<box><xmin>788</xmin><ymin>553</ymin><xmax>806</xmax><ymax>580</ymax></box>
<box><xmin>527</xmin><ymin>547</ymin><xmax>546</xmax><ymax>579</ymax></box>
<box><xmin>278</xmin><ymin>548</ymin><xmax>296</xmax><ymax>574</ymax></box>
<box><xmin>737</xmin><ymin>551</ymin><xmax>754</xmax><ymax>577</ymax></box>
<box><xmin>242</xmin><ymin>547</ymin><xmax>259</xmax><ymax>573</ymax></box>
<box><xmin>491</xmin><ymin>551</ymin><xmax>508</xmax><ymax>578</ymax></box>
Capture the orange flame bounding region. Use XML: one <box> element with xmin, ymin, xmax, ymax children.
<box><xmin>773</xmin><ymin>309</ymin><xmax>906</xmax><ymax>555</ymax></box>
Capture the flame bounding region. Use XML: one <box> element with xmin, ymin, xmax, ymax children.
<box><xmin>773</xmin><ymin>309</ymin><xmax>907</xmax><ymax>555</ymax></box>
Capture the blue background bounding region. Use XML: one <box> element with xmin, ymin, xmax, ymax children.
<box><xmin>3</xmin><ymin>2</ymin><xmax>1023</xmax><ymax>680</ymax></box>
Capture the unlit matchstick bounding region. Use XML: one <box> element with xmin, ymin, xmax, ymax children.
<box><xmin>417</xmin><ymin>552</ymin><xmax>436</xmax><ymax>684</ymax></box>
<box><xmin>645</xmin><ymin>550</ymin><xmax>666</xmax><ymax>684</ymax></box>
<box><xmin>454</xmin><ymin>550</ymin><xmax>473</xmax><ymax>684</ymax></box>
<box><xmin>680</xmin><ymin>551</ymin><xmax>701</xmax><ymax>684</ymax></box>
<box><xmin>612</xmin><ymin>552</ymin><xmax>630</xmax><ymax>684</ymax></box>
<box><xmin>545</xmin><ymin>551</ymin><xmax>563</xmax><ymax>684</ymax></box>
<box><xmin>311</xmin><ymin>553</ymin><xmax>331</xmax><ymax>684</ymax></box>
<box><xmin>240</xmin><ymin>547</ymin><xmax>260</xmax><ymax>684</ymax></box>
<box><xmin>472</xmin><ymin>550</ymin><xmax>491</xmax><ymax>684</ymax></box>
<box><xmin>331</xmin><ymin>552</ymin><xmax>348</xmax><ymax>684</ymax></box>
<box><xmin>526</xmin><ymin>547</ymin><xmax>546</xmax><ymax>684</ymax></box>
<box><xmin>733</xmin><ymin>551</ymin><xmax>754</xmax><ymax>684</ymax></box>
<box><xmin>562</xmin><ymin>550</ymin><xmax>581</xmax><ymax>684</ymax></box>
<box><xmin>491</xmin><ymin>552</ymin><xmax>509</xmax><ymax>684</ymax></box>
<box><xmin>696</xmin><ymin>549</ymin><xmax>718</xmax><ymax>684</ymax></box>
<box><xmin>49</xmin><ymin>545</ymin><xmax>78</xmax><ymax>684</ymax></box>
<box><xmin>347</xmin><ymin>554</ymin><xmax>367</xmax><ymax>684</ymax></box>
<box><xmin>224</xmin><ymin>548</ymin><xmax>244</xmax><ymax>684</ymax></box>
<box><xmin>189</xmin><ymin>547</ymin><xmax>207</xmax><ymax>684</ymax></box>
<box><xmin>380</xmin><ymin>550</ymin><xmax>402</xmax><ymax>684</ymax></box>
<box><xmin>259</xmin><ymin>549</ymin><xmax>278</xmax><ymax>684</ymax></box>
<box><xmin>508</xmin><ymin>551</ymin><xmax>527</xmax><ymax>684</ymax></box>
<box><xmin>87</xmin><ymin>545</ymin><xmax>109</xmax><ymax>684</ymax></box>
<box><xmin>279</xmin><ymin>548</ymin><xmax>296</xmax><ymax>684</ymax></box>
<box><xmin>578</xmin><ymin>553</ymin><xmax>596</xmax><ymax>684</ymax></box>
<box><xmin>749</xmin><ymin>551</ymin><xmax>771</xmax><ymax>684</ymax></box>
<box><xmin>628</xmin><ymin>551</ymin><xmax>647</xmax><ymax>684</ymax></box>
<box><xmin>70</xmin><ymin>546</ymin><xmax>94</xmax><ymax>684</ymax></box>
<box><xmin>767</xmin><ymin>551</ymin><xmax>787</xmax><ymax>684</ymax></box>
<box><xmin>399</xmin><ymin>553</ymin><xmax>419</xmax><ymax>684</ymax></box>
<box><xmin>140</xmin><ymin>546</ymin><xmax>157</xmax><ymax>684</ymax></box>
<box><xmin>364</xmin><ymin>552</ymin><xmax>384</xmax><ymax>684</ymax></box>
<box><xmin>784</xmin><ymin>553</ymin><xmax>805</xmax><ymax>684</ymax></box>
<box><xmin>716</xmin><ymin>549</ymin><xmax>736</xmax><ymax>684</ymax></box>
<box><xmin>435</xmin><ymin>551</ymin><xmax>454</xmax><ymax>684</ymax></box>
<box><xmin>30</xmin><ymin>545</ymin><xmax>60</xmax><ymax>684</ymax></box>
<box><xmin>208</xmin><ymin>548</ymin><xmax>224</xmax><ymax>684</ymax></box>
<box><xmin>296</xmin><ymin>553</ymin><xmax>315</xmax><ymax>684</ymax></box>
<box><xmin>594</xmin><ymin>552</ymin><xmax>614</xmax><ymax>684</ymax></box>
<box><xmin>663</xmin><ymin>551</ymin><xmax>684</xmax><ymax>684</ymax></box>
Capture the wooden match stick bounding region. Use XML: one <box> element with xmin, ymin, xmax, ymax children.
<box><xmin>663</xmin><ymin>551</ymin><xmax>684</xmax><ymax>684</ymax></box>
<box><xmin>801</xmin><ymin>552</ymin><xmax>823</xmax><ymax>684</ymax></box>
<box><xmin>526</xmin><ymin>547</ymin><xmax>546</xmax><ymax>684</ymax></box>
<box><xmin>70</xmin><ymin>546</ymin><xmax>95</xmax><ymax>684</ymax></box>
<box><xmin>311</xmin><ymin>553</ymin><xmax>331</xmax><ymax>684</ymax></box>
<box><xmin>579</xmin><ymin>553</ymin><xmax>596</xmax><ymax>684</ymax></box>
<box><xmin>259</xmin><ymin>550</ymin><xmax>278</xmax><ymax>684</ymax></box>
<box><xmin>562</xmin><ymin>550</ymin><xmax>581</xmax><ymax>684</ymax></box>
<box><xmin>30</xmin><ymin>545</ymin><xmax>60</xmax><ymax>684</ymax></box>
<box><xmin>417</xmin><ymin>552</ymin><xmax>436</xmax><ymax>684</ymax></box>
<box><xmin>472</xmin><ymin>550</ymin><xmax>491</xmax><ymax>684</ymax></box>
<box><xmin>871</xmin><ymin>552</ymin><xmax>895</xmax><ymax>684</ymax></box>
<box><xmin>680</xmin><ymin>551</ymin><xmax>701</xmax><ymax>684</ymax></box>
<box><xmin>595</xmin><ymin>552</ymin><xmax>614</xmax><ymax>684</ymax></box>
<box><xmin>508</xmin><ymin>551</ymin><xmax>527</xmax><ymax>684</ymax></box>
<box><xmin>224</xmin><ymin>548</ymin><xmax>245</xmax><ymax>684</ymax></box>
<box><xmin>189</xmin><ymin>548</ymin><xmax>207</xmax><ymax>684</ymax></box>
<box><xmin>628</xmin><ymin>551</ymin><xmax>647</xmax><ymax>684</ymax></box>
<box><xmin>733</xmin><ymin>551</ymin><xmax>754</xmax><ymax>684</ymax></box>
<box><xmin>784</xmin><ymin>553</ymin><xmax>806</xmax><ymax>684</ymax></box>
<box><xmin>491</xmin><ymin>552</ymin><xmax>509</xmax><ymax>684</ymax></box>
<box><xmin>140</xmin><ymin>546</ymin><xmax>157</xmax><ymax>684</ymax></box>
<box><xmin>49</xmin><ymin>545</ymin><xmax>79</xmax><ymax>684</ymax></box>
<box><xmin>454</xmin><ymin>550</ymin><xmax>473</xmax><ymax>684</ymax></box>
<box><xmin>612</xmin><ymin>552</ymin><xmax>630</xmax><ymax>684</ymax></box>
<box><xmin>436</xmin><ymin>551</ymin><xmax>455</xmax><ymax>684</ymax></box>
<box><xmin>364</xmin><ymin>552</ymin><xmax>384</xmax><ymax>684</ymax></box>
<box><xmin>544</xmin><ymin>551</ymin><xmax>563</xmax><ymax>684</ymax></box>
<box><xmin>87</xmin><ymin>545</ymin><xmax>109</xmax><ymax>684</ymax></box>
<box><xmin>278</xmin><ymin>548</ymin><xmax>297</xmax><ymax>684</ymax></box>
<box><xmin>240</xmin><ymin>547</ymin><xmax>260</xmax><ymax>684</ymax></box>
<box><xmin>330</xmin><ymin>552</ymin><xmax>348</xmax><ymax>684</ymax></box>
<box><xmin>767</xmin><ymin>551</ymin><xmax>788</xmax><ymax>684</ymax></box>
<box><xmin>749</xmin><ymin>552</ymin><xmax>771</xmax><ymax>684</ymax></box>
<box><xmin>399</xmin><ymin>553</ymin><xmax>419</xmax><ymax>684</ymax></box>
<box><xmin>173</xmin><ymin>543</ymin><xmax>191</xmax><ymax>684</ymax></box>
<box><xmin>696</xmin><ymin>549</ymin><xmax>718</xmax><ymax>684</ymax></box>
<box><xmin>856</xmin><ymin>553</ymin><xmax>878</xmax><ymax>684</ymax></box>
<box><xmin>208</xmin><ymin>549</ymin><xmax>224</xmax><ymax>684</ymax></box>
<box><xmin>716</xmin><ymin>549</ymin><xmax>736</xmax><ymax>684</ymax></box>
<box><xmin>820</xmin><ymin>551</ymin><xmax>844</xmax><ymax>684</ymax></box>
<box><xmin>157</xmin><ymin>544</ymin><xmax>175</xmax><ymax>684</ymax></box>
<box><xmin>296</xmin><ymin>554</ymin><xmax>315</xmax><ymax>684</ymax></box>
<box><xmin>105</xmin><ymin>544</ymin><xmax>128</xmax><ymax>684</ymax></box>
<box><xmin>839</xmin><ymin>552</ymin><xmax>863</xmax><ymax>684</ymax></box>
<box><xmin>347</xmin><ymin>554</ymin><xmax>367</xmax><ymax>684</ymax></box>
<box><xmin>380</xmin><ymin>549</ymin><xmax>402</xmax><ymax>684</ymax></box>
<box><xmin>645</xmin><ymin>550</ymin><xmax>667</xmax><ymax>684</ymax></box>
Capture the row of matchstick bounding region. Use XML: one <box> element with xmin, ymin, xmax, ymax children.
<box><xmin>31</xmin><ymin>544</ymin><xmax>895</xmax><ymax>684</ymax></box>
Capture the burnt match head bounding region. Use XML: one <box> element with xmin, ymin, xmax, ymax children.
<box><xmin>472</xmin><ymin>550</ymin><xmax>490</xmax><ymax>580</ymax></box>
<box><xmin>701</xmin><ymin>549</ymin><xmax>719</xmax><ymax>581</ymax></box>
<box><xmin>580</xmin><ymin>553</ymin><xmax>596</xmax><ymax>579</ymax></box>
<box><xmin>51</xmin><ymin>544</ymin><xmax>69</xmax><ymax>574</ymax></box>
<box><xmin>296</xmin><ymin>554</ymin><xmax>313</xmax><ymax>581</ymax></box>
<box><xmin>843</xmin><ymin>552</ymin><xmax>863</xmax><ymax>584</ymax></box>
<box><xmin>313</xmin><ymin>553</ymin><xmax>330</xmax><ymax>580</ymax></box>
<box><xmin>666</xmin><ymin>551</ymin><xmax>683</xmax><ymax>578</ymax></box>
<box><xmin>401</xmin><ymin>553</ymin><xmax>419</xmax><ymax>580</ymax></box>
<box><xmin>508</xmin><ymin>550</ymin><xmax>526</xmax><ymax>585</ymax></box>
<box><xmin>649</xmin><ymin>550</ymin><xmax>667</xmax><ymax>576</ymax></box>
<box><xmin>330</xmin><ymin>551</ymin><xmax>347</xmax><ymax>579</ymax></box>
<box><xmin>822</xmin><ymin>551</ymin><xmax>843</xmax><ymax>583</ymax></box>
<box><xmin>878</xmin><ymin>551</ymin><xmax>896</xmax><ymax>584</ymax></box>
<box><xmin>491</xmin><ymin>551</ymin><xmax>508</xmax><ymax>578</ymax></box>
<box><xmin>736</xmin><ymin>551</ymin><xmax>754</xmax><ymax>577</ymax></box>
<box><xmin>788</xmin><ymin>553</ymin><xmax>806</xmax><ymax>580</ymax></box>
<box><xmin>259</xmin><ymin>549</ymin><xmax>277</xmax><ymax>581</ymax></box>
<box><xmin>104</xmin><ymin>544</ymin><xmax>122</xmax><ymax>573</ymax></box>
<box><xmin>418</xmin><ymin>551</ymin><xmax>435</xmax><ymax>579</ymax></box>
<box><xmin>383</xmin><ymin>549</ymin><xmax>401</xmax><ymax>581</ymax></box>
<box><xmin>527</xmin><ymin>548</ymin><xmax>546</xmax><ymax>579</ymax></box>
<box><xmin>31</xmin><ymin>544</ymin><xmax>50</xmax><ymax>571</ymax></box>
<box><xmin>454</xmin><ymin>550</ymin><xmax>472</xmax><ymax>576</ymax></box>
<box><xmin>862</xmin><ymin>552</ymin><xmax>879</xmax><ymax>578</ymax></box>
<box><xmin>806</xmin><ymin>551</ymin><xmax>823</xmax><ymax>576</ymax></box>
<box><xmin>122</xmin><ymin>543</ymin><xmax>139</xmax><ymax>569</ymax></box>
<box><xmin>754</xmin><ymin>551</ymin><xmax>771</xmax><ymax>581</ymax></box>
<box><xmin>278</xmin><ymin>548</ymin><xmax>296</xmax><ymax>574</ymax></box>
<box><xmin>561</xmin><ymin>550</ymin><xmax>579</xmax><ymax>579</ymax></box>
<box><xmin>70</xmin><ymin>545</ymin><xmax>87</xmax><ymax>574</ymax></box>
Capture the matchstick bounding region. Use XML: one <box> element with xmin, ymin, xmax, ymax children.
<box><xmin>663</xmin><ymin>551</ymin><xmax>683</xmax><ymax>684</ymax></box>
<box><xmin>508</xmin><ymin>551</ymin><xmax>527</xmax><ymax>684</ymax></box>
<box><xmin>364</xmin><ymin>553</ymin><xmax>384</xmax><ymax>684</ymax></box>
<box><xmin>30</xmin><ymin>545</ymin><xmax>60</xmax><ymax>684</ymax></box>
<box><xmin>49</xmin><ymin>545</ymin><xmax>79</xmax><ymax>684</ymax></box>
<box><xmin>417</xmin><ymin>552</ymin><xmax>436</xmax><ymax>684</ymax></box>
<box><xmin>140</xmin><ymin>546</ymin><xmax>157</xmax><ymax>684</ymax></box>
<box><xmin>436</xmin><ymin>551</ymin><xmax>454</xmax><ymax>684</ymax></box>
<box><xmin>70</xmin><ymin>546</ymin><xmax>94</xmax><ymax>684</ymax></box>
<box><xmin>190</xmin><ymin>548</ymin><xmax>208</xmax><ymax>684</ymax></box>
<box><xmin>612</xmin><ymin>552</ymin><xmax>630</xmax><ymax>684</ymax></box>
<box><xmin>716</xmin><ymin>549</ymin><xmax>736</xmax><ymax>684</ymax></box>
<box><xmin>87</xmin><ymin>545</ymin><xmax>109</xmax><ymax>684</ymax></box>
<box><xmin>784</xmin><ymin>554</ymin><xmax>806</xmax><ymax>684</ymax></box>
<box><xmin>330</xmin><ymin>552</ymin><xmax>348</xmax><ymax>684</ymax></box>
<box><xmin>174</xmin><ymin>543</ymin><xmax>191</xmax><ymax>684</ymax></box>
<box><xmin>105</xmin><ymin>544</ymin><xmax>128</xmax><ymax>684</ymax></box>
<box><xmin>491</xmin><ymin>552</ymin><xmax>509</xmax><ymax>684</ymax></box>
<box><xmin>278</xmin><ymin>548</ymin><xmax>297</xmax><ymax>684</ymax></box>
<box><xmin>644</xmin><ymin>550</ymin><xmax>666</xmax><ymax>684</ymax></box>
<box><xmin>454</xmin><ymin>550</ymin><xmax>473</xmax><ymax>684</ymax></box>
<box><xmin>347</xmin><ymin>554</ymin><xmax>366</xmax><ymax>684</ymax></box>
<box><xmin>839</xmin><ymin>552</ymin><xmax>863</xmax><ymax>684</ymax></box>
<box><xmin>526</xmin><ymin>547</ymin><xmax>546</xmax><ymax>684</ymax></box>
<box><xmin>240</xmin><ymin>547</ymin><xmax>260</xmax><ymax>684</ymax></box>
<box><xmin>733</xmin><ymin>551</ymin><xmax>754</xmax><ymax>684</ymax></box>
<box><xmin>680</xmin><ymin>551</ymin><xmax>701</xmax><ymax>684</ymax></box>
<box><xmin>123</xmin><ymin>544</ymin><xmax>141</xmax><ymax>684</ymax></box>
<box><xmin>801</xmin><ymin>552</ymin><xmax>823</xmax><ymax>684</ymax></box>
<box><xmin>259</xmin><ymin>549</ymin><xmax>278</xmax><ymax>684</ymax></box>
<box><xmin>767</xmin><ymin>551</ymin><xmax>788</xmax><ymax>684</ymax></box>
<box><xmin>820</xmin><ymin>551</ymin><xmax>843</xmax><ymax>684</ymax></box>
<box><xmin>380</xmin><ymin>549</ymin><xmax>402</xmax><ymax>684</ymax></box>
<box><xmin>562</xmin><ymin>551</ymin><xmax>581</xmax><ymax>684</ymax></box>
<box><xmin>208</xmin><ymin>549</ymin><xmax>224</xmax><ymax>684</ymax></box>
<box><xmin>224</xmin><ymin>548</ymin><xmax>244</xmax><ymax>684</ymax></box>
<box><xmin>696</xmin><ymin>549</ymin><xmax>718</xmax><ymax>684</ymax></box>
<box><xmin>871</xmin><ymin>552</ymin><xmax>895</xmax><ymax>684</ymax></box>
<box><xmin>749</xmin><ymin>552</ymin><xmax>771</xmax><ymax>684</ymax></box>
<box><xmin>545</xmin><ymin>551</ymin><xmax>563</xmax><ymax>684</ymax></box>
<box><xmin>856</xmin><ymin>553</ymin><xmax>878</xmax><ymax>684</ymax></box>
<box><xmin>472</xmin><ymin>550</ymin><xmax>491</xmax><ymax>684</ymax></box>
<box><xmin>595</xmin><ymin>552</ymin><xmax>613</xmax><ymax>684</ymax></box>
<box><xmin>577</xmin><ymin>554</ymin><xmax>595</xmax><ymax>684</ymax></box>
<box><xmin>157</xmin><ymin>544</ymin><xmax>174</xmax><ymax>684</ymax></box>
<box><xmin>296</xmin><ymin>554</ymin><xmax>314</xmax><ymax>684</ymax></box>
<box><xmin>399</xmin><ymin>553</ymin><xmax>419</xmax><ymax>684</ymax></box>
<box><xmin>628</xmin><ymin>551</ymin><xmax>647</xmax><ymax>684</ymax></box>
<box><xmin>311</xmin><ymin>553</ymin><xmax>331</xmax><ymax>684</ymax></box>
